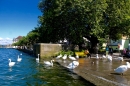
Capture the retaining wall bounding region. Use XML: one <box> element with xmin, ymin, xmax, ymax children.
<box><xmin>33</xmin><ymin>43</ymin><xmax>63</xmax><ymax>58</ymax></box>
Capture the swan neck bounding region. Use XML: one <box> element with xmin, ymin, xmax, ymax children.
<box><xmin>38</xmin><ymin>54</ymin><xmax>40</xmax><ymax>58</ymax></box>
<box><xmin>51</xmin><ymin>60</ymin><xmax>53</xmax><ymax>65</ymax></box>
<box><xmin>51</xmin><ymin>63</ymin><xmax>53</xmax><ymax>66</ymax></box>
<box><xmin>9</xmin><ymin>59</ymin><xmax>11</xmax><ymax>62</ymax></box>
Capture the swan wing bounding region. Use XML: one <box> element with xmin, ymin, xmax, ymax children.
<box><xmin>36</xmin><ymin>58</ymin><xmax>39</xmax><ymax>61</ymax></box>
<box><xmin>69</xmin><ymin>57</ymin><xmax>76</xmax><ymax>60</ymax></box>
<box><xmin>56</xmin><ymin>54</ymin><xmax>62</xmax><ymax>59</ymax></box>
<box><xmin>62</xmin><ymin>55</ymin><xmax>67</xmax><ymax>59</ymax></box>
<box><xmin>9</xmin><ymin>62</ymin><xmax>15</xmax><ymax>67</ymax></box>
<box><xmin>44</xmin><ymin>61</ymin><xmax>51</xmax><ymax>65</ymax></box>
<box><xmin>67</xmin><ymin>61</ymin><xmax>79</xmax><ymax>69</ymax></box>
<box><xmin>17</xmin><ymin>58</ymin><xmax>22</xmax><ymax>62</ymax></box>
<box><xmin>102</xmin><ymin>55</ymin><xmax>106</xmax><ymax>58</ymax></box>
<box><xmin>73</xmin><ymin>61</ymin><xmax>79</xmax><ymax>66</ymax></box>
<box><xmin>66</xmin><ymin>63</ymin><xmax>77</xmax><ymax>69</ymax></box>
<box><xmin>76</xmin><ymin>55</ymin><xmax>79</xmax><ymax>59</ymax></box>
<box><xmin>114</xmin><ymin>65</ymin><xmax>127</xmax><ymax>73</ymax></box>
<box><xmin>118</xmin><ymin>57</ymin><xmax>123</xmax><ymax>61</ymax></box>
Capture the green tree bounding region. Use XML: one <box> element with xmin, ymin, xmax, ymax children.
<box><xmin>38</xmin><ymin>0</ymin><xmax>130</xmax><ymax>52</ymax></box>
<box><xmin>105</xmin><ymin>0</ymin><xmax>130</xmax><ymax>40</ymax></box>
<box><xmin>38</xmin><ymin>0</ymin><xmax>107</xmax><ymax>51</ymax></box>
<box><xmin>26</xmin><ymin>28</ymin><xmax>40</xmax><ymax>45</ymax></box>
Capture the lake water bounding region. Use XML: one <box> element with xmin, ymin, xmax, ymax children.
<box><xmin>0</xmin><ymin>48</ymin><xmax>93</xmax><ymax>86</ymax></box>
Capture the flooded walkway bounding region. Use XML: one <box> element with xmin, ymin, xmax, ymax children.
<box><xmin>56</xmin><ymin>53</ymin><xmax>130</xmax><ymax>86</ymax></box>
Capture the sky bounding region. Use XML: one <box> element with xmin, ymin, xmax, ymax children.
<box><xmin>0</xmin><ymin>0</ymin><xmax>42</xmax><ymax>45</ymax></box>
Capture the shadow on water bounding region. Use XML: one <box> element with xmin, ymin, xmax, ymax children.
<box><xmin>0</xmin><ymin>48</ymin><xmax>95</xmax><ymax>86</ymax></box>
<box><xmin>31</xmin><ymin>62</ymin><xmax>95</xmax><ymax>86</ymax></box>
<box><xmin>72</xmin><ymin>57</ymin><xmax>130</xmax><ymax>86</ymax></box>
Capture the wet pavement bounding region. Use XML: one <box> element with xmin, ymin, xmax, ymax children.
<box><xmin>55</xmin><ymin>53</ymin><xmax>130</xmax><ymax>86</ymax></box>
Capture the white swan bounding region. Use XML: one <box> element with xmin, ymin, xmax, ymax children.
<box><xmin>107</xmin><ymin>55</ymin><xmax>112</xmax><ymax>61</ymax></box>
<box><xmin>44</xmin><ymin>60</ymin><xmax>54</xmax><ymax>66</ymax></box>
<box><xmin>8</xmin><ymin>59</ymin><xmax>15</xmax><ymax>67</ymax></box>
<box><xmin>117</xmin><ymin>57</ymin><xmax>123</xmax><ymax>61</ymax></box>
<box><xmin>36</xmin><ymin>54</ymin><xmax>40</xmax><ymax>62</ymax></box>
<box><xmin>62</xmin><ymin>54</ymin><xmax>67</xmax><ymax>61</ymax></box>
<box><xmin>73</xmin><ymin>61</ymin><xmax>79</xmax><ymax>66</ymax></box>
<box><xmin>102</xmin><ymin>55</ymin><xmax>106</xmax><ymax>59</ymax></box>
<box><xmin>96</xmin><ymin>54</ymin><xmax>99</xmax><ymax>59</ymax></box>
<box><xmin>114</xmin><ymin>62</ymin><xmax>130</xmax><ymax>75</ymax></box>
<box><xmin>126</xmin><ymin>62</ymin><xmax>130</xmax><ymax>68</ymax></box>
<box><xmin>56</xmin><ymin>54</ymin><xmax>62</xmax><ymax>59</ymax></box>
<box><xmin>76</xmin><ymin>54</ymin><xmax>79</xmax><ymax>59</ymax></box>
<box><xmin>17</xmin><ymin>55</ymin><xmax>22</xmax><ymax>62</ymax></box>
<box><xmin>66</xmin><ymin>61</ymin><xmax>79</xmax><ymax>69</ymax></box>
<box><xmin>68</xmin><ymin>55</ymin><xmax>76</xmax><ymax>60</ymax></box>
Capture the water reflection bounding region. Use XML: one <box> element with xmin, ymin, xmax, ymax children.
<box><xmin>9</xmin><ymin>67</ymin><xmax>12</xmax><ymax>72</ymax></box>
<box><xmin>114</xmin><ymin>75</ymin><xmax>128</xmax><ymax>84</ymax></box>
<box><xmin>34</xmin><ymin>62</ymin><xmax>94</xmax><ymax>86</ymax></box>
<box><xmin>106</xmin><ymin>61</ymin><xmax>112</xmax><ymax>71</ymax></box>
<box><xmin>95</xmin><ymin>60</ymin><xmax>99</xmax><ymax>71</ymax></box>
<box><xmin>36</xmin><ymin>59</ymin><xmax>39</xmax><ymax>63</ymax></box>
<box><xmin>70</xmin><ymin>57</ymin><xmax>130</xmax><ymax>86</ymax></box>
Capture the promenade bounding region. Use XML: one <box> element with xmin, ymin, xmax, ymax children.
<box><xmin>56</xmin><ymin>53</ymin><xmax>130</xmax><ymax>86</ymax></box>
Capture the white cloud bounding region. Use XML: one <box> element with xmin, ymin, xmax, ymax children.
<box><xmin>5</xmin><ymin>37</ymin><xmax>12</xmax><ymax>40</ymax></box>
<box><xmin>0</xmin><ymin>37</ymin><xmax>13</xmax><ymax>45</ymax></box>
<box><xmin>0</xmin><ymin>37</ymin><xmax>3</xmax><ymax>40</ymax></box>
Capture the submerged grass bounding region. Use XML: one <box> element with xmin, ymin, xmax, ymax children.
<box><xmin>28</xmin><ymin>62</ymin><xmax>95</xmax><ymax>86</ymax></box>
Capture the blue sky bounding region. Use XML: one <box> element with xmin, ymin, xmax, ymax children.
<box><xmin>0</xmin><ymin>0</ymin><xmax>42</xmax><ymax>44</ymax></box>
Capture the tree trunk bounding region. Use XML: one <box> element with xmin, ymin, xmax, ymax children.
<box><xmin>86</xmin><ymin>36</ymin><xmax>99</xmax><ymax>54</ymax></box>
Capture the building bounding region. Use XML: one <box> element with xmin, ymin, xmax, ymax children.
<box><xmin>12</xmin><ymin>36</ymin><xmax>23</xmax><ymax>48</ymax></box>
<box><xmin>13</xmin><ymin>36</ymin><xmax>23</xmax><ymax>43</ymax></box>
<box><xmin>109</xmin><ymin>35</ymin><xmax>129</xmax><ymax>50</ymax></box>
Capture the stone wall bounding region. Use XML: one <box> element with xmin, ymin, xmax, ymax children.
<box><xmin>33</xmin><ymin>43</ymin><xmax>63</xmax><ymax>58</ymax></box>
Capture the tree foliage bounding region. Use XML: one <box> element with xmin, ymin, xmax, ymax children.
<box><xmin>14</xmin><ymin>0</ymin><xmax>130</xmax><ymax>51</ymax></box>
<box><xmin>38</xmin><ymin>0</ymin><xmax>130</xmax><ymax>42</ymax></box>
<box><xmin>105</xmin><ymin>0</ymin><xmax>130</xmax><ymax>40</ymax></box>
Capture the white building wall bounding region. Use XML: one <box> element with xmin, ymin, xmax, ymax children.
<box><xmin>110</xmin><ymin>39</ymin><xmax>129</xmax><ymax>50</ymax></box>
<box><xmin>120</xmin><ymin>39</ymin><xmax>125</xmax><ymax>50</ymax></box>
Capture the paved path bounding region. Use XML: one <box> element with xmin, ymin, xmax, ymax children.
<box><xmin>56</xmin><ymin>53</ymin><xmax>130</xmax><ymax>86</ymax></box>
<box><xmin>90</xmin><ymin>53</ymin><xmax>121</xmax><ymax>58</ymax></box>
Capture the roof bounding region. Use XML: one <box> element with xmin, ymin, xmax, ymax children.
<box><xmin>16</xmin><ymin>36</ymin><xmax>23</xmax><ymax>40</ymax></box>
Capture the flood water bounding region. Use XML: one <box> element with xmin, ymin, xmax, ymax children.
<box><xmin>0</xmin><ymin>48</ymin><xmax>94</xmax><ymax>86</ymax></box>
